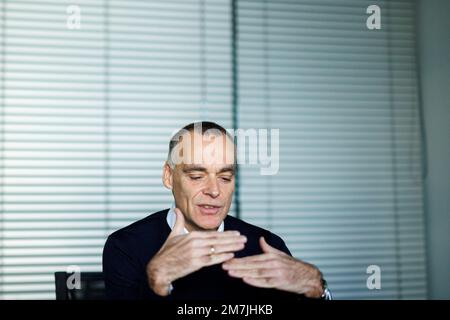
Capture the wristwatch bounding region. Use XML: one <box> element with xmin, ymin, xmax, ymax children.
<box><xmin>320</xmin><ymin>279</ymin><xmax>332</xmax><ymax>300</ymax></box>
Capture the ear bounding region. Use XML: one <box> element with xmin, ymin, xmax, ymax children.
<box><xmin>162</xmin><ymin>162</ymin><xmax>174</xmax><ymax>190</ymax></box>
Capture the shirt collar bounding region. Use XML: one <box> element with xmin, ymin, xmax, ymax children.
<box><xmin>166</xmin><ymin>203</ymin><xmax>225</xmax><ymax>234</ymax></box>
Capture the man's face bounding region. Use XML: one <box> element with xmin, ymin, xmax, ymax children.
<box><xmin>163</xmin><ymin>130</ymin><xmax>236</xmax><ymax>231</ymax></box>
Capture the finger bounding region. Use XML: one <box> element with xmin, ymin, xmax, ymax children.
<box><xmin>242</xmin><ymin>276</ymin><xmax>276</xmax><ymax>289</ymax></box>
<box><xmin>191</xmin><ymin>237</ymin><xmax>246</xmax><ymax>256</ymax></box>
<box><xmin>211</xmin><ymin>240</ymin><xmax>246</xmax><ymax>254</ymax></box>
<box><xmin>259</xmin><ymin>236</ymin><xmax>285</xmax><ymax>255</ymax></box>
<box><xmin>222</xmin><ymin>254</ymin><xmax>273</xmax><ymax>268</ymax></box>
<box><xmin>222</xmin><ymin>258</ymin><xmax>277</xmax><ymax>270</ymax></box>
<box><xmin>189</xmin><ymin>230</ymin><xmax>242</xmax><ymax>239</ymax></box>
<box><xmin>197</xmin><ymin>252</ymin><xmax>235</xmax><ymax>267</ymax></box>
<box><xmin>184</xmin><ymin>234</ymin><xmax>246</xmax><ymax>249</ymax></box>
<box><xmin>194</xmin><ymin>241</ymin><xmax>245</xmax><ymax>256</ymax></box>
<box><xmin>168</xmin><ymin>208</ymin><xmax>186</xmax><ymax>238</ymax></box>
<box><xmin>228</xmin><ymin>268</ymin><xmax>279</xmax><ymax>279</ymax></box>
<box><xmin>201</xmin><ymin>235</ymin><xmax>247</xmax><ymax>247</ymax></box>
<box><xmin>182</xmin><ymin>232</ymin><xmax>245</xmax><ymax>248</ymax></box>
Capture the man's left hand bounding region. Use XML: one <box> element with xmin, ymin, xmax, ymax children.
<box><xmin>222</xmin><ymin>237</ymin><xmax>324</xmax><ymax>298</ymax></box>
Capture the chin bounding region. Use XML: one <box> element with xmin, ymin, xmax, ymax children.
<box><xmin>195</xmin><ymin>217</ymin><xmax>222</xmax><ymax>231</ymax></box>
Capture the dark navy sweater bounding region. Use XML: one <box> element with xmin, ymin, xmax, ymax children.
<box><xmin>103</xmin><ymin>209</ymin><xmax>303</xmax><ymax>300</ymax></box>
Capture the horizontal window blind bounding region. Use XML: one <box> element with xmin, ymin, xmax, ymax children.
<box><xmin>236</xmin><ymin>0</ymin><xmax>427</xmax><ymax>299</ymax></box>
<box><xmin>0</xmin><ymin>0</ymin><xmax>232</xmax><ymax>299</ymax></box>
<box><xmin>0</xmin><ymin>0</ymin><xmax>428</xmax><ymax>300</ymax></box>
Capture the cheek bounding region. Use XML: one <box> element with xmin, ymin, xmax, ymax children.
<box><xmin>176</xmin><ymin>178</ymin><xmax>198</xmax><ymax>194</ymax></box>
<box><xmin>184</xmin><ymin>181</ymin><xmax>205</xmax><ymax>200</ymax></box>
<box><xmin>223</xmin><ymin>183</ymin><xmax>235</xmax><ymax>196</ymax></box>
<box><xmin>173</xmin><ymin>183</ymin><xmax>196</xmax><ymax>205</ymax></box>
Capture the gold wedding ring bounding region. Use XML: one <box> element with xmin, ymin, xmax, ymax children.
<box><xmin>210</xmin><ymin>246</ymin><xmax>216</xmax><ymax>255</ymax></box>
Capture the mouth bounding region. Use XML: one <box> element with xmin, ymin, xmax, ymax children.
<box><xmin>197</xmin><ymin>204</ymin><xmax>222</xmax><ymax>215</ymax></box>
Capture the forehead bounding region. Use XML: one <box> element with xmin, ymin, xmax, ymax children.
<box><xmin>176</xmin><ymin>130</ymin><xmax>235</xmax><ymax>167</ymax></box>
<box><xmin>180</xmin><ymin>163</ymin><xmax>235</xmax><ymax>173</ymax></box>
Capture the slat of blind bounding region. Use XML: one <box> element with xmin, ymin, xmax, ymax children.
<box><xmin>0</xmin><ymin>0</ymin><xmax>233</xmax><ymax>299</ymax></box>
<box><xmin>237</xmin><ymin>0</ymin><xmax>426</xmax><ymax>299</ymax></box>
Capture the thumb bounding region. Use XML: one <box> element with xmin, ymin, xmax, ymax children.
<box><xmin>169</xmin><ymin>208</ymin><xmax>186</xmax><ymax>237</ymax></box>
<box><xmin>259</xmin><ymin>236</ymin><xmax>283</xmax><ymax>254</ymax></box>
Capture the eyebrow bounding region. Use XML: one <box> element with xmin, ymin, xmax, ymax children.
<box><xmin>182</xmin><ymin>165</ymin><xmax>235</xmax><ymax>175</ymax></box>
<box><xmin>217</xmin><ymin>165</ymin><xmax>235</xmax><ymax>174</ymax></box>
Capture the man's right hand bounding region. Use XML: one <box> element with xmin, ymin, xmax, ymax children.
<box><xmin>146</xmin><ymin>208</ymin><xmax>247</xmax><ymax>296</ymax></box>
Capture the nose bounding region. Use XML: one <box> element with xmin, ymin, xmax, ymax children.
<box><xmin>203</xmin><ymin>177</ymin><xmax>220</xmax><ymax>198</ymax></box>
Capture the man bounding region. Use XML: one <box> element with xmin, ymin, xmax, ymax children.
<box><xmin>103</xmin><ymin>121</ymin><xmax>330</xmax><ymax>300</ymax></box>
